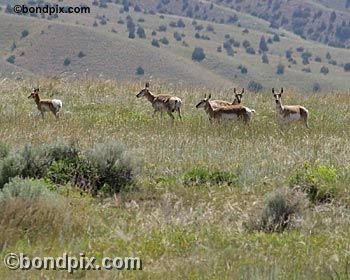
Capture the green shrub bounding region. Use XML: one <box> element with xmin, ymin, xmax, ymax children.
<box><xmin>0</xmin><ymin>154</ymin><xmax>24</xmax><ymax>189</ymax></box>
<box><xmin>183</xmin><ymin>168</ymin><xmax>239</xmax><ymax>187</ymax></box>
<box><xmin>0</xmin><ymin>142</ymin><xmax>9</xmax><ymax>159</ymax></box>
<box><xmin>21</xmin><ymin>141</ymin><xmax>79</xmax><ymax>179</ymax></box>
<box><xmin>86</xmin><ymin>140</ymin><xmax>138</xmax><ymax>195</ymax></box>
<box><xmin>246</xmin><ymin>187</ymin><xmax>308</xmax><ymax>233</ymax></box>
<box><xmin>0</xmin><ymin>177</ymin><xmax>83</xmax><ymax>247</ymax></box>
<box><xmin>288</xmin><ymin>162</ymin><xmax>338</xmax><ymax>203</ymax></box>
<box><xmin>0</xmin><ymin>177</ymin><xmax>54</xmax><ymax>203</ymax></box>
<box><xmin>0</xmin><ymin>141</ymin><xmax>138</xmax><ymax>196</ymax></box>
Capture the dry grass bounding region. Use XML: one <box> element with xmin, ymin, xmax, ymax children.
<box><xmin>0</xmin><ymin>78</ymin><xmax>350</xmax><ymax>279</ymax></box>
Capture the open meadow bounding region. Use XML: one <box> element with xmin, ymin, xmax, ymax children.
<box><xmin>0</xmin><ymin>78</ymin><xmax>350</xmax><ymax>279</ymax></box>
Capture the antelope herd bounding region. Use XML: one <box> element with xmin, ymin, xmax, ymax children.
<box><xmin>28</xmin><ymin>83</ymin><xmax>310</xmax><ymax>128</ymax></box>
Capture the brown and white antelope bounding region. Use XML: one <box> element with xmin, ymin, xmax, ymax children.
<box><xmin>272</xmin><ymin>88</ymin><xmax>309</xmax><ymax>128</ymax></box>
<box><xmin>209</xmin><ymin>88</ymin><xmax>244</xmax><ymax>109</ymax></box>
<box><xmin>136</xmin><ymin>82</ymin><xmax>182</xmax><ymax>119</ymax></box>
<box><xmin>196</xmin><ymin>94</ymin><xmax>255</xmax><ymax>123</ymax></box>
<box><xmin>28</xmin><ymin>88</ymin><xmax>63</xmax><ymax>119</ymax></box>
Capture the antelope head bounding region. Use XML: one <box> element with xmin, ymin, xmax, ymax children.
<box><xmin>234</xmin><ymin>88</ymin><xmax>244</xmax><ymax>104</ymax></box>
<box><xmin>195</xmin><ymin>94</ymin><xmax>211</xmax><ymax>108</ymax></box>
<box><xmin>136</xmin><ymin>82</ymin><xmax>150</xmax><ymax>98</ymax></box>
<box><xmin>28</xmin><ymin>87</ymin><xmax>39</xmax><ymax>99</ymax></box>
<box><xmin>272</xmin><ymin>88</ymin><xmax>284</xmax><ymax>105</ymax></box>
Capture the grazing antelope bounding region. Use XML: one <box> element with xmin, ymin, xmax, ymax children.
<box><xmin>28</xmin><ymin>88</ymin><xmax>63</xmax><ymax>119</ymax></box>
<box><xmin>136</xmin><ymin>82</ymin><xmax>182</xmax><ymax>119</ymax></box>
<box><xmin>196</xmin><ymin>94</ymin><xmax>255</xmax><ymax>123</ymax></box>
<box><xmin>272</xmin><ymin>88</ymin><xmax>309</xmax><ymax>128</ymax></box>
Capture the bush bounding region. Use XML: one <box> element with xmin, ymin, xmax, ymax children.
<box><xmin>262</xmin><ymin>53</ymin><xmax>269</xmax><ymax>64</ymax></box>
<box><xmin>128</xmin><ymin>31</ymin><xmax>135</xmax><ymax>39</ymax></box>
<box><xmin>276</xmin><ymin>63</ymin><xmax>285</xmax><ymax>75</ymax></box>
<box><xmin>344</xmin><ymin>63</ymin><xmax>350</xmax><ymax>72</ymax></box>
<box><xmin>0</xmin><ymin>143</ymin><xmax>9</xmax><ymax>159</ymax></box>
<box><xmin>151</xmin><ymin>39</ymin><xmax>160</xmax><ymax>47</ymax></box>
<box><xmin>313</xmin><ymin>83</ymin><xmax>321</xmax><ymax>92</ymax></box>
<box><xmin>63</xmin><ymin>58</ymin><xmax>71</xmax><ymax>66</ymax></box>
<box><xmin>183</xmin><ymin>168</ymin><xmax>239</xmax><ymax>187</ymax></box>
<box><xmin>1</xmin><ymin>141</ymin><xmax>138</xmax><ymax>196</ymax></box>
<box><xmin>136</xmin><ymin>66</ymin><xmax>144</xmax><ymax>75</ymax></box>
<box><xmin>248</xmin><ymin>80</ymin><xmax>263</xmax><ymax>92</ymax></box>
<box><xmin>247</xmin><ymin>187</ymin><xmax>308</xmax><ymax>233</ymax></box>
<box><xmin>0</xmin><ymin>154</ymin><xmax>24</xmax><ymax>189</ymax></box>
<box><xmin>21</xmin><ymin>30</ymin><xmax>29</xmax><ymax>39</ymax></box>
<box><xmin>245</xmin><ymin>47</ymin><xmax>256</xmax><ymax>55</ymax></box>
<box><xmin>288</xmin><ymin>162</ymin><xmax>339</xmax><ymax>203</ymax></box>
<box><xmin>6</xmin><ymin>55</ymin><xmax>15</xmax><ymax>64</ymax></box>
<box><xmin>78</xmin><ymin>51</ymin><xmax>86</xmax><ymax>58</ymax></box>
<box><xmin>0</xmin><ymin>177</ymin><xmax>54</xmax><ymax>203</ymax></box>
<box><xmin>240</xmin><ymin>66</ymin><xmax>248</xmax><ymax>74</ymax></box>
<box><xmin>273</xmin><ymin>34</ymin><xmax>280</xmax><ymax>42</ymax></box>
<box><xmin>259</xmin><ymin>36</ymin><xmax>268</xmax><ymax>52</ymax></box>
<box><xmin>173</xmin><ymin>32</ymin><xmax>182</xmax><ymax>41</ymax></box>
<box><xmin>11</xmin><ymin>41</ymin><xmax>16</xmax><ymax>51</ymax></box>
<box><xmin>21</xmin><ymin>141</ymin><xmax>80</xmax><ymax>179</ymax></box>
<box><xmin>137</xmin><ymin>26</ymin><xmax>146</xmax><ymax>38</ymax></box>
<box><xmin>192</xmin><ymin>47</ymin><xmax>205</xmax><ymax>62</ymax></box>
<box><xmin>0</xmin><ymin>177</ymin><xmax>83</xmax><ymax>248</ymax></box>
<box><xmin>320</xmin><ymin>66</ymin><xmax>329</xmax><ymax>75</ymax></box>
<box><xmin>158</xmin><ymin>25</ymin><xmax>167</xmax><ymax>32</ymax></box>
<box><xmin>85</xmin><ymin>141</ymin><xmax>138</xmax><ymax>195</ymax></box>
<box><xmin>177</xmin><ymin>19</ymin><xmax>185</xmax><ymax>28</ymax></box>
<box><xmin>159</xmin><ymin>37</ymin><xmax>169</xmax><ymax>45</ymax></box>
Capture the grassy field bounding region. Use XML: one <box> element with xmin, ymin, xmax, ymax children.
<box><xmin>0</xmin><ymin>78</ymin><xmax>350</xmax><ymax>279</ymax></box>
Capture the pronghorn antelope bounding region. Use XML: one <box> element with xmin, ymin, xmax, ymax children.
<box><xmin>136</xmin><ymin>82</ymin><xmax>182</xmax><ymax>119</ymax></box>
<box><xmin>28</xmin><ymin>88</ymin><xmax>63</xmax><ymax>119</ymax></box>
<box><xmin>272</xmin><ymin>88</ymin><xmax>309</xmax><ymax>128</ymax></box>
<box><xmin>209</xmin><ymin>88</ymin><xmax>244</xmax><ymax>109</ymax></box>
<box><xmin>196</xmin><ymin>94</ymin><xmax>255</xmax><ymax>123</ymax></box>
<box><xmin>202</xmin><ymin>88</ymin><xmax>244</xmax><ymax>121</ymax></box>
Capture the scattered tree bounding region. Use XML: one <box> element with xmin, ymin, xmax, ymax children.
<box><xmin>344</xmin><ymin>63</ymin><xmax>350</xmax><ymax>72</ymax></box>
<box><xmin>248</xmin><ymin>80</ymin><xmax>263</xmax><ymax>92</ymax></box>
<box><xmin>137</xmin><ymin>26</ymin><xmax>146</xmax><ymax>38</ymax></box>
<box><xmin>192</xmin><ymin>47</ymin><xmax>206</xmax><ymax>62</ymax></box>
<box><xmin>276</xmin><ymin>63</ymin><xmax>285</xmax><ymax>75</ymax></box>
<box><xmin>273</xmin><ymin>34</ymin><xmax>280</xmax><ymax>42</ymax></box>
<box><xmin>259</xmin><ymin>36</ymin><xmax>269</xmax><ymax>52</ymax></box>
<box><xmin>320</xmin><ymin>66</ymin><xmax>329</xmax><ymax>75</ymax></box>
<box><xmin>6</xmin><ymin>55</ymin><xmax>15</xmax><ymax>64</ymax></box>
<box><xmin>21</xmin><ymin>30</ymin><xmax>29</xmax><ymax>39</ymax></box>
<box><xmin>158</xmin><ymin>25</ymin><xmax>167</xmax><ymax>32</ymax></box>
<box><xmin>135</xmin><ymin>66</ymin><xmax>144</xmax><ymax>75</ymax></box>
<box><xmin>159</xmin><ymin>37</ymin><xmax>169</xmax><ymax>45</ymax></box>
<box><xmin>10</xmin><ymin>41</ymin><xmax>16</xmax><ymax>51</ymax></box>
<box><xmin>262</xmin><ymin>53</ymin><xmax>269</xmax><ymax>64</ymax></box>
<box><xmin>78</xmin><ymin>51</ymin><xmax>86</xmax><ymax>58</ymax></box>
<box><xmin>151</xmin><ymin>39</ymin><xmax>160</xmax><ymax>47</ymax></box>
<box><xmin>63</xmin><ymin>58</ymin><xmax>71</xmax><ymax>66</ymax></box>
<box><xmin>313</xmin><ymin>83</ymin><xmax>321</xmax><ymax>92</ymax></box>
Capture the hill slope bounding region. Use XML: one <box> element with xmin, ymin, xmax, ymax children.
<box><xmin>1</xmin><ymin>0</ymin><xmax>350</xmax><ymax>91</ymax></box>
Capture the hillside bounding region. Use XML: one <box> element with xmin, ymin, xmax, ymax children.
<box><xmin>134</xmin><ymin>0</ymin><xmax>350</xmax><ymax>48</ymax></box>
<box><xmin>1</xmin><ymin>0</ymin><xmax>350</xmax><ymax>91</ymax></box>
